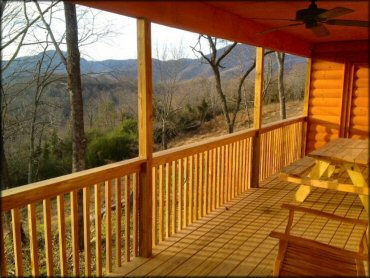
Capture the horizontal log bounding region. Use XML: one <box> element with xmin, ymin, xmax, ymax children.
<box><xmin>351</xmin><ymin>116</ymin><xmax>369</xmax><ymax>126</ymax></box>
<box><xmin>309</xmin><ymin>107</ymin><xmax>340</xmax><ymax>117</ymax></box>
<box><xmin>312</xmin><ymin>70</ymin><xmax>344</xmax><ymax>80</ymax></box>
<box><xmin>351</xmin><ymin>107</ymin><xmax>368</xmax><ymax>116</ymax></box>
<box><xmin>310</xmin><ymin>89</ymin><xmax>342</xmax><ymax>99</ymax></box>
<box><xmin>307</xmin><ymin>115</ymin><xmax>340</xmax><ymax>123</ymax></box>
<box><xmin>354</xmin><ymin>79</ymin><xmax>369</xmax><ymax>88</ymax></box>
<box><xmin>311</xmin><ymin>80</ymin><xmax>343</xmax><ymax>90</ymax></box>
<box><xmin>311</xmin><ymin>60</ymin><xmax>344</xmax><ymax>71</ymax></box>
<box><xmin>352</xmin><ymin>97</ymin><xmax>368</xmax><ymax>108</ymax></box>
<box><xmin>309</xmin><ymin>97</ymin><xmax>342</xmax><ymax>107</ymax></box>
<box><xmin>353</xmin><ymin>88</ymin><xmax>368</xmax><ymax>98</ymax></box>
<box><xmin>355</xmin><ymin>68</ymin><xmax>369</xmax><ymax>79</ymax></box>
<box><xmin>307</xmin><ymin>133</ymin><xmax>339</xmax><ymax>142</ymax></box>
<box><xmin>307</xmin><ymin>123</ymin><xmax>340</xmax><ymax>133</ymax></box>
<box><xmin>1</xmin><ymin>158</ymin><xmax>144</xmax><ymax>211</ymax></box>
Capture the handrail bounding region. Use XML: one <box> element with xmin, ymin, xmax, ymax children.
<box><xmin>1</xmin><ymin>116</ymin><xmax>307</xmax><ymax>211</ymax></box>
<box><xmin>153</xmin><ymin>128</ymin><xmax>257</xmax><ymax>166</ymax></box>
<box><xmin>260</xmin><ymin>115</ymin><xmax>306</xmax><ymax>134</ymax></box>
<box><xmin>1</xmin><ymin>157</ymin><xmax>145</xmax><ymax>211</ymax></box>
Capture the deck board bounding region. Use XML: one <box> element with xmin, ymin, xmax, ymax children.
<box><xmin>111</xmin><ymin>173</ymin><xmax>367</xmax><ymax>277</ymax></box>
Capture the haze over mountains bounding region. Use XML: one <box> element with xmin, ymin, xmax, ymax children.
<box><xmin>3</xmin><ymin>44</ymin><xmax>306</xmax><ymax>82</ymax></box>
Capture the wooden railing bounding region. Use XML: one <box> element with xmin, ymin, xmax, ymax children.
<box><xmin>259</xmin><ymin>116</ymin><xmax>305</xmax><ymax>181</ymax></box>
<box><xmin>0</xmin><ymin>116</ymin><xmax>306</xmax><ymax>276</ymax></box>
<box><xmin>1</xmin><ymin>158</ymin><xmax>144</xmax><ymax>277</ymax></box>
<box><xmin>151</xmin><ymin>129</ymin><xmax>257</xmax><ymax>245</ymax></box>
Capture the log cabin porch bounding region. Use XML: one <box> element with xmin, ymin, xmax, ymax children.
<box><xmin>1</xmin><ymin>1</ymin><xmax>368</xmax><ymax>277</ymax></box>
<box><xmin>111</xmin><ymin>173</ymin><xmax>367</xmax><ymax>277</ymax></box>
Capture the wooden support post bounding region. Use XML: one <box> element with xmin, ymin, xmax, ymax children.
<box><xmin>301</xmin><ymin>58</ymin><xmax>311</xmax><ymax>157</ymax></box>
<box><xmin>137</xmin><ymin>18</ymin><xmax>153</xmax><ymax>258</ymax></box>
<box><xmin>250</xmin><ymin>47</ymin><xmax>264</xmax><ymax>188</ymax></box>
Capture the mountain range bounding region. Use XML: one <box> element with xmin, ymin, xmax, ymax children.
<box><xmin>2</xmin><ymin>44</ymin><xmax>306</xmax><ymax>82</ymax></box>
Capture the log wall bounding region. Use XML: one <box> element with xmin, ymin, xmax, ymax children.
<box><xmin>306</xmin><ymin>40</ymin><xmax>369</xmax><ymax>152</ymax></box>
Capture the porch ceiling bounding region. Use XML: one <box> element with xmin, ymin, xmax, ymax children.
<box><xmin>72</xmin><ymin>1</ymin><xmax>369</xmax><ymax>57</ymax></box>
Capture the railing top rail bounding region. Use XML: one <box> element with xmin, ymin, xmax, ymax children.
<box><xmin>153</xmin><ymin>115</ymin><xmax>307</xmax><ymax>166</ymax></box>
<box><xmin>1</xmin><ymin>115</ymin><xmax>306</xmax><ymax>211</ymax></box>
<box><xmin>260</xmin><ymin>115</ymin><xmax>306</xmax><ymax>134</ymax></box>
<box><xmin>153</xmin><ymin>128</ymin><xmax>257</xmax><ymax>166</ymax></box>
<box><xmin>1</xmin><ymin>157</ymin><xmax>145</xmax><ymax>211</ymax></box>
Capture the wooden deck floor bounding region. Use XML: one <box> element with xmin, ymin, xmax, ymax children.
<box><xmin>112</xmin><ymin>174</ymin><xmax>368</xmax><ymax>277</ymax></box>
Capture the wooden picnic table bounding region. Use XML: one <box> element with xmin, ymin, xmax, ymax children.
<box><xmin>283</xmin><ymin>138</ymin><xmax>369</xmax><ymax>213</ymax></box>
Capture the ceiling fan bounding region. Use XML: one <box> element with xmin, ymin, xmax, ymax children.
<box><xmin>254</xmin><ymin>0</ymin><xmax>369</xmax><ymax>37</ymax></box>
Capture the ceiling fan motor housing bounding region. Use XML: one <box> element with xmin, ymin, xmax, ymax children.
<box><xmin>296</xmin><ymin>1</ymin><xmax>329</xmax><ymax>28</ymax></box>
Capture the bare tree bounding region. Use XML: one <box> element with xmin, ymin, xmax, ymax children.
<box><xmin>276</xmin><ymin>52</ymin><xmax>287</xmax><ymax>120</ymax></box>
<box><xmin>191</xmin><ymin>35</ymin><xmax>273</xmax><ymax>133</ymax></box>
<box><xmin>27</xmin><ymin>44</ymin><xmax>63</xmax><ymax>183</ymax></box>
<box><xmin>154</xmin><ymin>41</ymin><xmax>188</xmax><ymax>149</ymax></box>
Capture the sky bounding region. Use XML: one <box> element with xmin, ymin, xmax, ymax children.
<box><xmin>2</xmin><ymin>2</ymin><xmax>202</xmax><ymax>62</ymax></box>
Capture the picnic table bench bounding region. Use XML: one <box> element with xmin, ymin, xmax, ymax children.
<box><xmin>280</xmin><ymin>138</ymin><xmax>369</xmax><ymax>212</ymax></box>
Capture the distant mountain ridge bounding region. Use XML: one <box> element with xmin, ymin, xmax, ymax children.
<box><xmin>2</xmin><ymin>44</ymin><xmax>306</xmax><ymax>82</ymax></box>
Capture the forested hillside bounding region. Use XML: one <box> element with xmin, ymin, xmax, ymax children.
<box><xmin>2</xmin><ymin>3</ymin><xmax>307</xmax><ymax>188</ymax></box>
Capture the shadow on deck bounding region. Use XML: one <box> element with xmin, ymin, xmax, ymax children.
<box><xmin>112</xmin><ymin>174</ymin><xmax>367</xmax><ymax>277</ymax></box>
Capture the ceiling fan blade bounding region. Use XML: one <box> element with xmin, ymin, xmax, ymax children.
<box><xmin>246</xmin><ymin>17</ymin><xmax>298</xmax><ymax>22</ymax></box>
<box><xmin>258</xmin><ymin>23</ymin><xmax>304</xmax><ymax>34</ymax></box>
<box><xmin>326</xmin><ymin>19</ymin><xmax>369</xmax><ymax>27</ymax></box>
<box><xmin>310</xmin><ymin>23</ymin><xmax>330</xmax><ymax>37</ymax></box>
<box><xmin>317</xmin><ymin>7</ymin><xmax>354</xmax><ymax>20</ymax></box>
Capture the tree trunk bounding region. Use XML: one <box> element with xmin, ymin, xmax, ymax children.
<box><xmin>161</xmin><ymin>119</ymin><xmax>167</xmax><ymax>150</ymax></box>
<box><xmin>64</xmin><ymin>2</ymin><xmax>86</xmax><ymax>251</ymax></box>
<box><xmin>276</xmin><ymin>52</ymin><xmax>287</xmax><ymax>120</ymax></box>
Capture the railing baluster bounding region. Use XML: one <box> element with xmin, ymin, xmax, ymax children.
<box><xmin>188</xmin><ymin>156</ymin><xmax>193</xmax><ymax>224</ymax></box>
<box><xmin>105</xmin><ymin>180</ymin><xmax>112</xmax><ymax>273</ymax></box>
<box><xmin>220</xmin><ymin>145</ymin><xmax>225</xmax><ymax>205</ymax></box>
<box><xmin>28</xmin><ymin>203</ymin><xmax>39</xmax><ymax>277</ymax></box>
<box><xmin>43</xmin><ymin>199</ymin><xmax>53</xmax><ymax>276</ymax></box>
<box><xmin>211</xmin><ymin>148</ymin><xmax>216</xmax><ymax>210</ymax></box>
<box><xmin>216</xmin><ymin>147</ymin><xmax>221</xmax><ymax>207</ymax></box>
<box><xmin>208</xmin><ymin>150</ymin><xmax>212</xmax><ymax>213</ymax></box>
<box><xmin>227</xmin><ymin>144</ymin><xmax>232</xmax><ymax>201</ymax></box>
<box><xmin>242</xmin><ymin>139</ymin><xmax>247</xmax><ymax>192</ymax></box>
<box><xmin>178</xmin><ymin>159</ymin><xmax>183</xmax><ymax>230</ymax></box>
<box><xmin>236</xmin><ymin>142</ymin><xmax>240</xmax><ymax>196</ymax></box>
<box><xmin>204</xmin><ymin>151</ymin><xmax>208</xmax><ymax>215</ymax></box>
<box><xmin>183</xmin><ymin>157</ymin><xmax>188</xmax><ymax>226</ymax></box>
<box><xmin>94</xmin><ymin>183</ymin><xmax>102</xmax><ymax>276</ymax></box>
<box><xmin>171</xmin><ymin>160</ymin><xmax>177</xmax><ymax>233</ymax></box>
<box><xmin>152</xmin><ymin>167</ymin><xmax>157</xmax><ymax>246</ymax></box>
<box><xmin>125</xmin><ymin>175</ymin><xmax>131</xmax><ymax>262</ymax></box>
<box><xmin>159</xmin><ymin>164</ymin><xmax>164</xmax><ymax>241</ymax></box>
<box><xmin>232</xmin><ymin>143</ymin><xmax>236</xmax><ymax>199</ymax></box>
<box><xmin>11</xmin><ymin>208</ymin><xmax>23</xmax><ymax>276</ymax></box>
<box><xmin>198</xmin><ymin>152</ymin><xmax>203</xmax><ymax>219</ymax></box>
<box><xmin>115</xmin><ymin>178</ymin><xmax>122</xmax><ymax>267</ymax></box>
<box><xmin>133</xmin><ymin>172</ymin><xmax>139</xmax><ymax>257</ymax></box>
<box><xmin>194</xmin><ymin>154</ymin><xmax>198</xmax><ymax>221</ymax></box>
<box><xmin>165</xmin><ymin>163</ymin><xmax>170</xmax><ymax>238</ymax></box>
<box><xmin>71</xmin><ymin>191</ymin><xmax>79</xmax><ymax>276</ymax></box>
<box><xmin>83</xmin><ymin>186</ymin><xmax>91</xmax><ymax>276</ymax></box>
<box><xmin>57</xmin><ymin>195</ymin><xmax>67</xmax><ymax>276</ymax></box>
<box><xmin>225</xmin><ymin>144</ymin><xmax>229</xmax><ymax>202</ymax></box>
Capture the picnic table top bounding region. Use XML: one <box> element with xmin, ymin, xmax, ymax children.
<box><xmin>308</xmin><ymin>138</ymin><xmax>369</xmax><ymax>166</ymax></box>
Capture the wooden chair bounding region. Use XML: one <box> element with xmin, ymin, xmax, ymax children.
<box><xmin>270</xmin><ymin>204</ymin><xmax>369</xmax><ymax>277</ymax></box>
